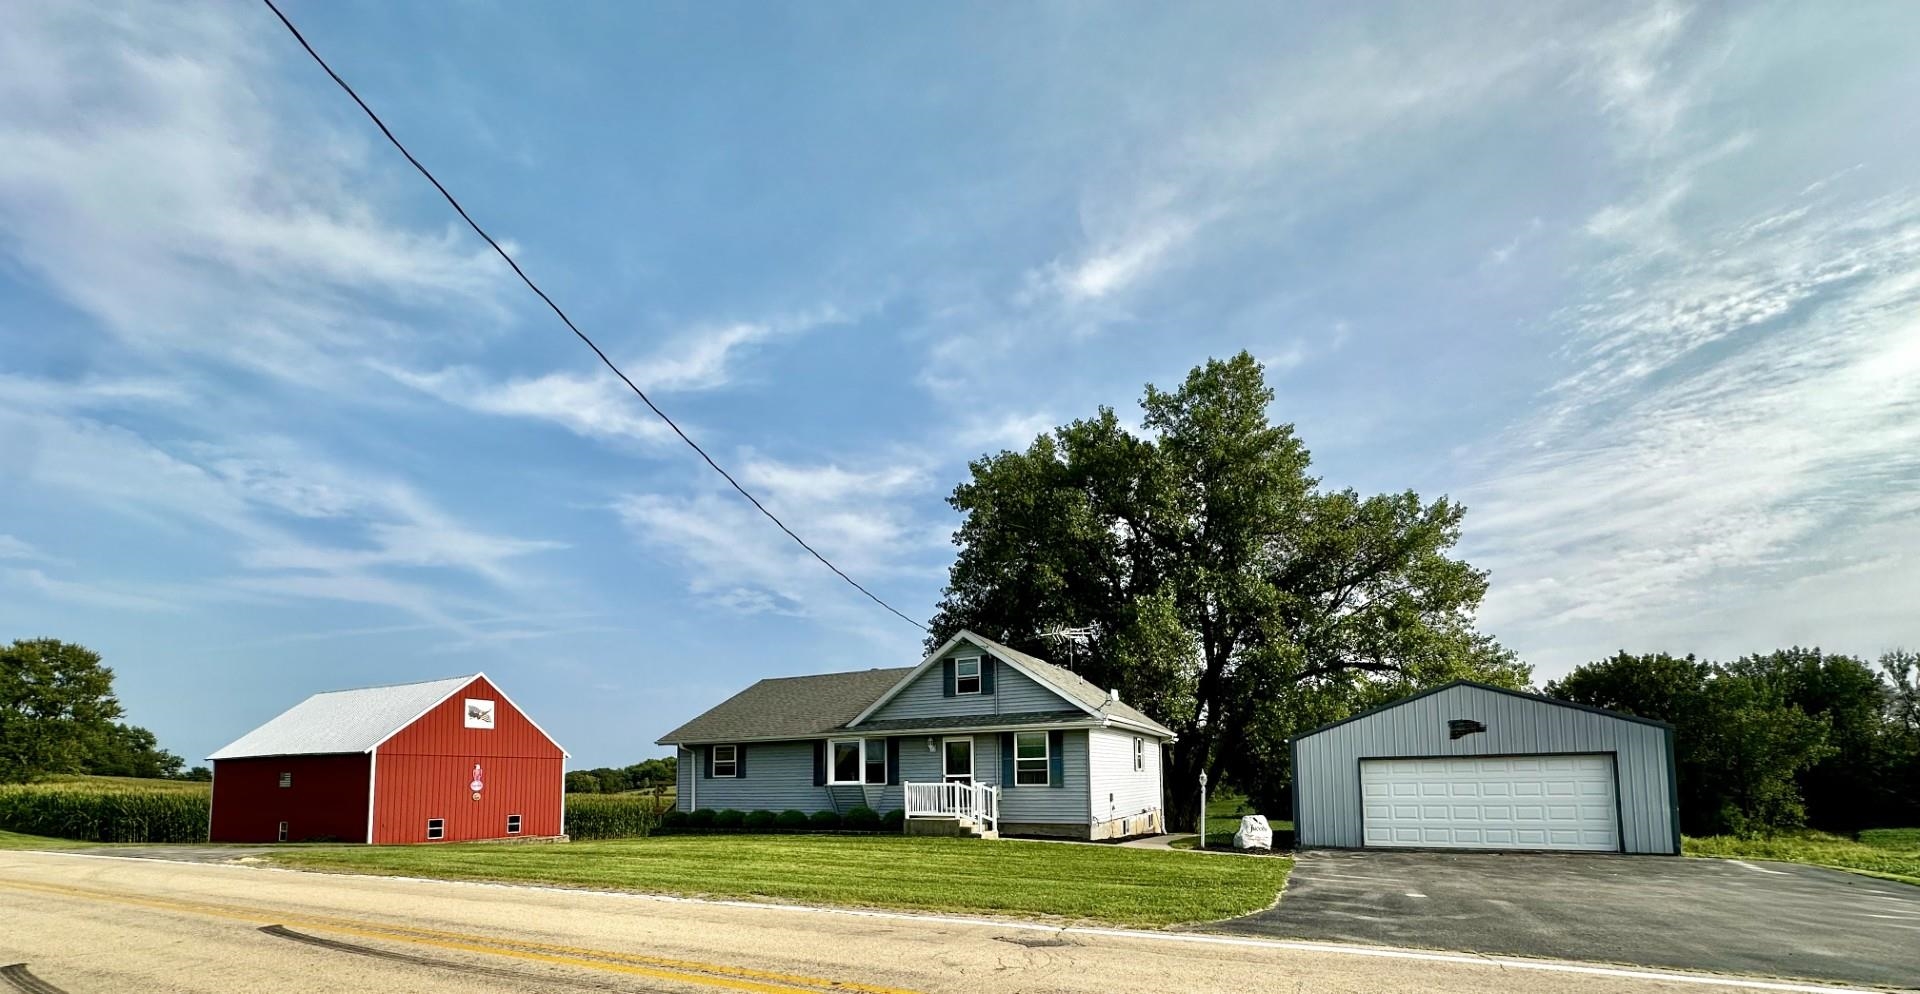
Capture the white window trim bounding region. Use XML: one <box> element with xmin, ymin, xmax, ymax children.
<box><xmin>1134</xmin><ymin>736</ymin><xmax>1145</xmax><ymax>772</ymax></box>
<box><xmin>954</xmin><ymin>655</ymin><xmax>982</xmax><ymax>695</ymax></box>
<box><xmin>942</xmin><ymin>736</ymin><xmax>974</xmax><ymax>782</ymax></box>
<box><xmin>427</xmin><ymin>818</ymin><xmax>445</xmax><ymax>841</ymax></box>
<box><xmin>711</xmin><ymin>744</ymin><xmax>739</xmax><ymax>778</ymax></box>
<box><xmin>506</xmin><ymin>814</ymin><xmax>522</xmax><ymax>835</ymax></box>
<box><xmin>1014</xmin><ymin>731</ymin><xmax>1049</xmax><ymax>786</ymax></box>
<box><xmin>828</xmin><ymin>738</ymin><xmax>867</xmax><ymax>785</ymax></box>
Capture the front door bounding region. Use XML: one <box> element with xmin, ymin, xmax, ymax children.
<box><xmin>943</xmin><ymin>737</ymin><xmax>974</xmax><ymax>784</ymax></box>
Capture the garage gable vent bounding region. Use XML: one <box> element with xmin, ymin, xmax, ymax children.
<box><xmin>1447</xmin><ymin>718</ymin><xmax>1486</xmax><ymax>740</ymax></box>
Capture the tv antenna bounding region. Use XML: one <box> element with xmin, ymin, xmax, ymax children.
<box><xmin>1038</xmin><ymin>625</ymin><xmax>1096</xmax><ymax>671</ymax></box>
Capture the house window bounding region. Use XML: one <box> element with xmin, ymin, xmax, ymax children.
<box><xmin>864</xmin><ymin>739</ymin><xmax>887</xmax><ymax>785</ymax></box>
<box><xmin>278</xmin><ymin>772</ymin><xmax>292</xmax><ymax>788</ymax></box>
<box><xmin>830</xmin><ymin>739</ymin><xmax>864</xmax><ymax>784</ymax></box>
<box><xmin>277</xmin><ymin>821</ymin><xmax>288</xmax><ymax>842</ymax></box>
<box><xmin>711</xmin><ymin>744</ymin><xmax>738</xmax><ymax>778</ymax></box>
<box><xmin>1014</xmin><ymin>731</ymin><xmax>1049</xmax><ymax>786</ymax></box>
<box><xmin>954</xmin><ymin>656</ymin><xmax>982</xmax><ymax>694</ymax></box>
<box><xmin>427</xmin><ymin>818</ymin><xmax>445</xmax><ymax>840</ymax></box>
<box><xmin>1134</xmin><ymin>737</ymin><xmax>1145</xmax><ymax>772</ymax></box>
<box><xmin>507</xmin><ymin>814</ymin><xmax>522</xmax><ymax>835</ymax></box>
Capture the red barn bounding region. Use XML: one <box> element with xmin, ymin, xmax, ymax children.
<box><xmin>207</xmin><ymin>673</ymin><xmax>566</xmax><ymax>844</ymax></box>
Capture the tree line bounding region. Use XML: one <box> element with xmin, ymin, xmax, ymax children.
<box><xmin>1</xmin><ymin>639</ymin><xmax>207</xmax><ymax>784</ymax></box>
<box><xmin>566</xmin><ymin>757</ymin><xmax>677</xmax><ymax>794</ymax></box>
<box><xmin>1548</xmin><ymin>647</ymin><xmax>1918</xmax><ymax>835</ymax></box>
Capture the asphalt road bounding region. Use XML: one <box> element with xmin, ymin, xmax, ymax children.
<box><xmin>1216</xmin><ymin>850</ymin><xmax>1920</xmax><ymax>990</ymax></box>
<box><xmin>0</xmin><ymin>849</ymin><xmax>1899</xmax><ymax>994</ymax></box>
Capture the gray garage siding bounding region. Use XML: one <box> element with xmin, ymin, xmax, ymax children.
<box><xmin>1293</xmin><ymin>683</ymin><xmax>1678</xmax><ymax>855</ymax></box>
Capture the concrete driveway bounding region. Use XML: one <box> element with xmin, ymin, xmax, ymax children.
<box><xmin>1210</xmin><ymin>849</ymin><xmax>1920</xmax><ymax>989</ymax></box>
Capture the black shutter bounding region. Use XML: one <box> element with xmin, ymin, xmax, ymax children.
<box><xmin>886</xmin><ymin>737</ymin><xmax>901</xmax><ymax>785</ymax></box>
<box><xmin>1048</xmin><ymin>730</ymin><xmax>1065</xmax><ymax>788</ymax></box>
<box><xmin>942</xmin><ymin>658</ymin><xmax>956</xmax><ymax>697</ymax></box>
<box><xmin>980</xmin><ymin>657</ymin><xmax>995</xmax><ymax>695</ymax></box>
<box><xmin>1000</xmin><ymin>732</ymin><xmax>1015</xmax><ymax>786</ymax></box>
<box><xmin>703</xmin><ymin>746</ymin><xmax>712</xmax><ymax>779</ymax></box>
<box><xmin>812</xmin><ymin>740</ymin><xmax>827</xmax><ymax>786</ymax></box>
<box><xmin>735</xmin><ymin>745</ymin><xmax>746</xmax><ymax>779</ymax></box>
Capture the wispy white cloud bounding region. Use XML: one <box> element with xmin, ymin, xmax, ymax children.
<box><xmin>0</xmin><ymin>535</ymin><xmax>41</xmax><ymax>561</ymax></box>
<box><xmin>379</xmin><ymin>309</ymin><xmax>848</xmax><ymax>444</ymax></box>
<box><xmin>2</xmin><ymin>566</ymin><xmax>177</xmax><ymax>612</ymax></box>
<box><xmin>0</xmin><ymin>3</ymin><xmax>506</xmax><ymax>386</ymax></box>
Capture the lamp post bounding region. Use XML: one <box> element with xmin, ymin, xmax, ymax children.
<box><xmin>1197</xmin><ymin>770</ymin><xmax>1209</xmax><ymax>850</ymax></box>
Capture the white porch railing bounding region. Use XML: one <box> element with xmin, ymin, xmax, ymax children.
<box><xmin>903</xmin><ymin>780</ymin><xmax>997</xmax><ymax>831</ymax></box>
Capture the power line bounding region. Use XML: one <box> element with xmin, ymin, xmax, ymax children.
<box><xmin>259</xmin><ymin>0</ymin><xmax>928</xmax><ymax>634</ymax></box>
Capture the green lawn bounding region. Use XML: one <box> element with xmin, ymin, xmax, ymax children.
<box><xmin>269</xmin><ymin>834</ymin><xmax>1291</xmax><ymax>927</ymax></box>
<box><xmin>1166</xmin><ymin>791</ymin><xmax>1290</xmax><ymax>850</ymax></box>
<box><xmin>1685</xmin><ymin>828</ymin><xmax>1920</xmax><ymax>886</ymax></box>
<box><xmin>0</xmin><ymin>829</ymin><xmax>96</xmax><ymax>850</ymax></box>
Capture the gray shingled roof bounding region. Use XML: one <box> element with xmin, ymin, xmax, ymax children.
<box><xmin>655</xmin><ymin>667</ymin><xmax>913</xmax><ymax>745</ymax></box>
<box><xmin>852</xmin><ymin>710</ymin><xmax>1091</xmax><ymax>733</ymax></box>
<box><xmin>209</xmin><ymin>675</ymin><xmax>475</xmax><ymax>760</ymax></box>
<box><xmin>962</xmin><ymin>631</ymin><xmax>1176</xmax><ymax>736</ymax></box>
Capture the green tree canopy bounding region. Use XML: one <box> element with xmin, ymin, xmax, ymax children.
<box><xmin>929</xmin><ymin>353</ymin><xmax>1526</xmax><ymax>827</ymax></box>
<box><xmin>1</xmin><ymin>638</ymin><xmax>126</xmax><ymax>783</ymax></box>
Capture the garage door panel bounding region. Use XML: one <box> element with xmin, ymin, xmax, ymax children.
<box><xmin>1360</xmin><ymin>754</ymin><xmax>1618</xmax><ymax>852</ymax></box>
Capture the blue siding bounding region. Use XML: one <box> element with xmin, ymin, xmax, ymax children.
<box><xmin>864</xmin><ymin>641</ymin><xmax>1079</xmax><ymax>723</ymax></box>
<box><xmin>677</xmin><ymin>740</ymin><xmax>904</xmax><ymax>815</ymax></box>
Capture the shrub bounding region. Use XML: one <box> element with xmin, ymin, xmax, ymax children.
<box><xmin>742</xmin><ymin>809</ymin><xmax>776</xmax><ymax>831</ymax></box>
<box><xmin>775</xmin><ymin>809</ymin><xmax>810</xmax><ymax>830</ymax></box>
<box><xmin>808</xmin><ymin>809</ymin><xmax>843</xmax><ymax>830</ymax></box>
<box><xmin>711</xmin><ymin>809</ymin><xmax>745</xmax><ymax>829</ymax></box>
<box><xmin>660</xmin><ymin>809</ymin><xmax>689</xmax><ymax>829</ymax></box>
<box><xmin>843</xmin><ymin>805</ymin><xmax>880</xmax><ymax>831</ymax></box>
<box><xmin>879</xmin><ymin>808</ymin><xmax>905</xmax><ymax>831</ymax></box>
<box><xmin>686</xmin><ymin>808</ymin><xmax>716</xmax><ymax>829</ymax></box>
<box><xmin>563</xmin><ymin>794</ymin><xmax>660</xmax><ymax>840</ymax></box>
<box><xmin>0</xmin><ymin>781</ymin><xmax>209</xmax><ymax>843</ymax></box>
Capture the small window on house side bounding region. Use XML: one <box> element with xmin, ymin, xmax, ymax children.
<box><xmin>712</xmin><ymin>744</ymin><xmax>738</xmax><ymax>778</ymax></box>
<box><xmin>506</xmin><ymin>814</ymin><xmax>522</xmax><ymax>835</ymax></box>
<box><xmin>1014</xmin><ymin>731</ymin><xmax>1049</xmax><ymax>786</ymax></box>
<box><xmin>277</xmin><ymin>821</ymin><xmax>288</xmax><ymax>842</ymax></box>
<box><xmin>427</xmin><ymin>818</ymin><xmax>445</xmax><ymax>840</ymax></box>
<box><xmin>954</xmin><ymin>656</ymin><xmax>982</xmax><ymax>694</ymax></box>
<box><xmin>278</xmin><ymin>772</ymin><xmax>292</xmax><ymax>788</ymax></box>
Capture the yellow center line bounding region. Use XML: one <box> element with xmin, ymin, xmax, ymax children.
<box><xmin>0</xmin><ymin>878</ymin><xmax>923</xmax><ymax>994</ymax></box>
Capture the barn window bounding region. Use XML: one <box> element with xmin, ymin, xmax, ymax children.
<box><xmin>427</xmin><ymin>818</ymin><xmax>445</xmax><ymax>840</ymax></box>
<box><xmin>277</xmin><ymin>821</ymin><xmax>288</xmax><ymax>842</ymax></box>
<box><xmin>278</xmin><ymin>772</ymin><xmax>292</xmax><ymax>788</ymax></box>
<box><xmin>711</xmin><ymin>744</ymin><xmax>738</xmax><ymax>778</ymax></box>
<box><xmin>1134</xmin><ymin>737</ymin><xmax>1145</xmax><ymax>772</ymax></box>
<box><xmin>506</xmin><ymin>814</ymin><xmax>522</xmax><ymax>835</ymax></box>
<box><xmin>954</xmin><ymin>656</ymin><xmax>982</xmax><ymax>694</ymax></box>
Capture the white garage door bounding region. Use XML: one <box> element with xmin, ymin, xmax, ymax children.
<box><xmin>1360</xmin><ymin>755</ymin><xmax>1618</xmax><ymax>851</ymax></box>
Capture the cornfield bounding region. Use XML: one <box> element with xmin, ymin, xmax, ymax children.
<box><xmin>0</xmin><ymin>780</ymin><xmax>211</xmax><ymax>843</ymax></box>
<box><xmin>564</xmin><ymin>793</ymin><xmax>664</xmax><ymax>841</ymax></box>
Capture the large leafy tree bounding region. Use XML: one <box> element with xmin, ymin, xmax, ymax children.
<box><xmin>0</xmin><ymin>638</ymin><xmax>126</xmax><ymax>783</ymax></box>
<box><xmin>928</xmin><ymin>353</ymin><xmax>1526</xmax><ymax>828</ymax></box>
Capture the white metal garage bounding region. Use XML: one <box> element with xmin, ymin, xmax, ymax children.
<box><xmin>1359</xmin><ymin>754</ymin><xmax>1618</xmax><ymax>851</ymax></box>
<box><xmin>1291</xmin><ymin>681</ymin><xmax>1679</xmax><ymax>854</ymax></box>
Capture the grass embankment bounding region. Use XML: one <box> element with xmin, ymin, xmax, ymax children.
<box><xmin>0</xmin><ymin>776</ymin><xmax>210</xmax><ymax>843</ymax></box>
<box><xmin>270</xmin><ymin>834</ymin><xmax>1291</xmax><ymax>927</ymax></box>
<box><xmin>1685</xmin><ymin>828</ymin><xmax>1920</xmax><ymax>885</ymax></box>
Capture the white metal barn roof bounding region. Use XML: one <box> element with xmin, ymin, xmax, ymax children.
<box><xmin>207</xmin><ymin>675</ymin><xmax>477</xmax><ymax>760</ymax></box>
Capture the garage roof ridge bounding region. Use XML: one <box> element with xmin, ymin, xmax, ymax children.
<box><xmin>1289</xmin><ymin>678</ymin><xmax>1674</xmax><ymax>743</ymax></box>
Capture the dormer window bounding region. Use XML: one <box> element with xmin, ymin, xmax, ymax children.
<box><xmin>954</xmin><ymin>656</ymin><xmax>982</xmax><ymax>695</ymax></box>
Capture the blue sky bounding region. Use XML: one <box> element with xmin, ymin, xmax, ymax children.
<box><xmin>3</xmin><ymin>1</ymin><xmax>1917</xmax><ymax>768</ymax></box>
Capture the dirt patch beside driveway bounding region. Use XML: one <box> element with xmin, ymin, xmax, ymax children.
<box><xmin>1207</xmin><ymin>849</ymin><xmax>1920</xmax><ymax>990</ymax></box>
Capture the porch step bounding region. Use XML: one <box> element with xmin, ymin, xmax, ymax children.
<box><xmin>903</xmin><ymin>817</ymin><xmax>998</xmax><ymax>840</ymax></box>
